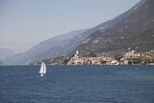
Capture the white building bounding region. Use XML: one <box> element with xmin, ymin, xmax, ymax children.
<box><xmin>74</xmin><ymin>50</ymin><xmax>79</xmax><ymax>58</ymax></box>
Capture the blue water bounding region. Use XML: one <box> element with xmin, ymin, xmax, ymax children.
<box><xmin>0</xmin><ymin>65</ymin><xmax>154</xmax><ymax>103</ymax></box>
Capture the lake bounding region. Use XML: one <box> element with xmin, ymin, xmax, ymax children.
<box><xmin>0</xmin><ymin>65</ymin><xmax>154</xmax><ymax>103</ymax></box>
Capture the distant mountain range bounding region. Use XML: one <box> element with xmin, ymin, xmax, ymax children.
<box><xmin>0</xmin><ymin>60</ymin><xmax>3</xmax><ymax>65</ymax></box>
<box><xmin>3</xmin><ymin>29</ymin><xmax>88</xmax><ymax>65</ymax></box>
<box><xmin>0</xmin><ymin>48</ymin><xmax>14</xmax><ymax>62</ymax></box>
<box><xmin>74</xmin><ymin>0</ymin><xmax>154</xmax><ymax>57</ymax></box>
<box><xmin>3</xmin><ymin>0</ymin><xmax>154</xmax><ymax>65</ymax></box>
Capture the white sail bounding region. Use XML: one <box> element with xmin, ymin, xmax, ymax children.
<box><xmin>39</xmin><ymin>62</ymin><xmax>44</xmax><ymax>74</ymax></box>
<box><xmin>39</xmin><ymin>62</ymin><xmax>46</xmax><ymax>76</ymax></box>
<box><xmin>43</xmin><ymin>62</ymin><xmax>46</xmax><ymax>74</ymax></box>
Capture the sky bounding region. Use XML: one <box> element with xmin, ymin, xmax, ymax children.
<box><xmin>0</xmin><ymin>0</ymin><xmax>140</xmax><ymax>53</ymax></box>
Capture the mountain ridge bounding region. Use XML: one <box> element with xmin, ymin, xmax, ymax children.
<box><xmin>4</xmin><ymin>29</ymin><xmax>88</xmax><ymax>65</ymax></box>
<box><xmin>74</xmin><ymin>0</ymin><xmax>154</xmax><ymax>57</ymax></box>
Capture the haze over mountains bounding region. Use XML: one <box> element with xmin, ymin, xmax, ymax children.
<box><xmin>2</xmin><ymin>0</ymin><xmax>154</xmax><ymax>65</ymax></box>
<box><xmin>3</xmin><ymin>29</ymin><xmax>88</xmax><ymax>65</ymax></box>
<box><xmin>0</xmin><ymin>48</ymin><xmax>14</xmax><ymax>62</ymax></box>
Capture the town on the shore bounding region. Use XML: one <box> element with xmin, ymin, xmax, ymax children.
<box><xmin>67</xmin><ymin>50</ymin><xmax>154</xmax><ymax>65</ymax></box>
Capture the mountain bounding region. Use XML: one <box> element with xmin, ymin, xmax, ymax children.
<box><xmin>4</xmin><ymin>0</ymin><xmax>154</xmax><ymax>65</ymax></box>
<box><xmin>0</xmin><ymin>48</ymin><xmax>15</xmax><ymax>62</ymax></box>
<box><xmin>74</xmin><ymin>0</ymin><xmax>154</xmax><ymax>57</ymax></box>
<box><xmin>0</xmin><ymin>60</ymin><xmax>3</xmax><ymax>65</ymax></box>
<box><xmin>4</xmin><ymin>29</ymin><xmax>88</xmax><ymax>65</ymax></box>
<box><xmin>34</xmin><ymin>0</ymin><xmax>148</xmax><ymax>64</ymax></box>
<box><xmin>33</xmin><ymin>10</ymin><xmax>136</xmax><ymax>62</ymax></box>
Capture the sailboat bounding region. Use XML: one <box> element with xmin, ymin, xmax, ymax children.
<box><xmin>39</xmin><ymin>62</ymin><xmax>47</xmax><ymax>77</ymax></box>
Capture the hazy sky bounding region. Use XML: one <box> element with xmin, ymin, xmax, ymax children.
<box><xmin>0</xmin><ymin>0</ymin><xmax>140</xmax><ymax>53</ymax></box>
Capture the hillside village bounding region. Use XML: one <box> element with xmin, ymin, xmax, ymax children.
<box><xmin>67</xmin><ymin>50</ymin><xmax>154</xmax><ymax>65</ymax></box>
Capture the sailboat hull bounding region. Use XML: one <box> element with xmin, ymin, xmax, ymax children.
<box><xmin>40</xmin><ymin>73</ymin><xmax>44</xmax><ymax>77</ymax></box>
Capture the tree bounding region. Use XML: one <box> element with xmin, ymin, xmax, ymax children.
<box><xmin>114</xmin><ymin>54</ymin><xmax>123</xmax><ymax>61</ymax></box>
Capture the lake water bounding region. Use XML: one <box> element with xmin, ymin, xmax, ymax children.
<box><xmin>0</xmin><ymin>65</ymin><xmax>154</xmax><ymax>103</ymax></box>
